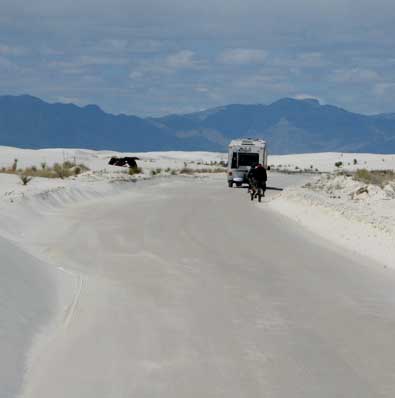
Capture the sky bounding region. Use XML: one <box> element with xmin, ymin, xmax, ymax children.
<box><xmin>0</xmin><ymin>0</ymin><xmax>395</xmax><ymax>116</ymax></box>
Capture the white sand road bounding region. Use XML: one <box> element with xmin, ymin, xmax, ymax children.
<box><xmin>0</xmin><ymin>237</ymin><xmax>55</xmax><ymax>398</ymax></box>
<box><xmin>3</xmin><ymin>173</ymin><xmax>395</xmax><ymax>397</ymax></box>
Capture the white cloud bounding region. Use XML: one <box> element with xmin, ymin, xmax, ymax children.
<box><xmin>55</xmin><ymin>96</ymin><xmax>86</xmax><ymax>105</ymax></box>
<box><xmin>48</xmin><ymin>60</ymin><xmax>86</xmax><ymax>75</ymax></box>
<box><xmin>77</xmin><ymin>55</ymin><xmax>128</xmax><ymax>66</ymax></box>
<box><xmin>194</xmin><ymin>86</ymin><xmax>209</xmax><ymax>93</ymax></box>
<box><xmin>2</xmin><ymin>0</ymin><xmax>395</xmax><ymax>115</ymax></box>
<box><xmin>48</xmin><ymin>55</ymin><xmax>128</xmax><ymax>74</ymax></box>
<box><xmin>98</xmin><ymin>39</ymin><xmax>163</xmax><ymax>54</ymax></box>
<box><xmin>330</xmin><ymin>68</ymin><xmax>381</xmax><ymax>83</ymax></box>
<box><xmin>271</xmin><ymin>52</ymin><xmax>326</xmax><ymax>69</ymax></box>
<box><xmin>99</xmin><ymin>39</ymin><xmax>128</xmax><ymax>51</ymax></box>
<box><xmin>127</xmin><ymin>50</ymin><xmax>203</xmax><ymax>80</ymax></box>
<box><xmin>218</xmin><ymin>48</ymin><xmax>267</xmax><ymax>65</ymax></box>
<box><xmin>296</xmin><ymin>52</ymin><xmax>325</xmax><ymax>67</ymax></box>
<box><xmin>165</xmin><ymin>50</ymin><xmax>200</xmax><ymax>69</ymax></box>
<box><xmin>236</xmin><ymin>72</ymin><xmax>293</xmax><ymax>93</ymax></box>
<box><xmin>293</xmin><ymin>94</ymin><xmax>324</xmax><ymax>103</ymax></box>
<box><xmin>129</xmin><ymin>71</ymin><xmax>144</xmax><ymax>80</ymax></box>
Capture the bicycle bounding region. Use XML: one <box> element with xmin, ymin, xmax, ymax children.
<box><xmin>249</xmin><ymin>180</ymin><xmax>265</xmax><ymax>202</ymax></box>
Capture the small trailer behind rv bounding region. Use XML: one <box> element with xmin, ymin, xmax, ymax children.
<box><xmin>227</xmin><ymin>138</ymin><xmax>268</xmax><ymax>187</ymax></box>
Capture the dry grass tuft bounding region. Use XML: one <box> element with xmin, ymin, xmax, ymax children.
<box><xmin>353</xmin><ymin>169</ymin><xmax>395</xmax><ymax>188</ymax></box>
<box><xmin>179</xmin><ymin>167</ymin><xmax>226</xmax><ymax>175</ymax></box>
<box><xmin>128</xmin><ymin>166</ymin><xmax>142</xmax><ymax>176</ymax></box>
<box><xmin>0</xmin><ymin>160</ymin><xmax>90</xmax><ymax>179</ymax></box>
<box><xmin>179</xmin><ymin>167</ymin><xmax>195</xmax><ymax>175</ymax></box>
<box><xmin>19</xmin><ymin>174</ymin><xmax>33</xmax><ymax>185</ymax></box>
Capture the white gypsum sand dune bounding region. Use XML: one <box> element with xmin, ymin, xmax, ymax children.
<box><xmin>270</xmin><ymin>152</ymin><xmax>395</xmax><ymax>172</ymax></box>
<box><xmin>265</xmin><ymin>152</ymin><xmax>395</xmax><ymax>269</ymax></box>
<box><xmin>0</xmin><ymin>146</ymin><xmax>227</xmax><ymax>172</ymax></box>
<box><xmin>267</xmin><ymin>169</ymin><xmax>395</xmax><ymax>269</ymax></box>
<box><xmin>0</xmin><ymin>146</ymin><xmax>227</xmax><ymax>214</ymax></box>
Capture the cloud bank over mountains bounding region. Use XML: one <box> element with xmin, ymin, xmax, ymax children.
<box><xmin>1</xmin><ymin>0</ymin><xmax>395</xmax><ymax>116</ymax></box>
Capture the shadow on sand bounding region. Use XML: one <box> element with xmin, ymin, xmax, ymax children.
<box><xmin>266</xmin><ymin>186</ymin><xmax>284</xmax><ymax>191</ymax></box>
<box><xmin>232</xmin><ymin>185</ymin><xmax>284</xmax><ymax>191</ymax></box>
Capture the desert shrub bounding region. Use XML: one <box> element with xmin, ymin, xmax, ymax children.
<box><xmin>74</xmin><ymin>167</ymin><xmax>82</xmax><ymax>175</ymax></box>
<box><xmin>354</xmin><ymin>169</ymin><xmax>371</xmax><ymax>182</ymax></box>
<box><xmin>170</xmin><ymin>169</ymin><xmax>177</xmax><ymax>175</ymax></box>
<box><xmin>53</xmin><ymin>163</ymin><xmax>68</xmax><ymax>179</ymax></box>
<box><xmin>63</xmin><ymin>160</ymin><xmax>75</xmax><ymax>169</ymax></box>
<box><xmin>165</xmin><ymin>167</ymin><xmax>171</xmax><ymax>173</ymax></box>
<box><xmin>54</xmin><ymin>162</ymin><xmax>89</xmax><ymax>178</ymax></box>
<box><xmin>353</xmin><ymin>169</ymin><xmax>395</xmax><ymax>187</ymax></box>
<box><xmin>335</xmin><ymin>161</ymin><xmax>343</xmax><ymax>168</ymax></box>
<box><xmin>179</xmin><ymin>167</ymin><xmax>195</xmax><ymax>174</ymax></box>
<box><xmin>147</xmin><ymin>168</ymin><xmax>161</xmax><ymax>177</ymax></box>
<box><xmin>129</xmin><ymin>166</ymin><xmax>142</xmax><ymax>175</ymax></box>
<box><xmin>205</xmin><ymin>167</ymin><xmax>226</xmax><ymax>173</ymax></box>
<box><xmin>179</xmin><ymin>167</ymin><xmax>226</xmax><ymax>174</ymax></box>
<box><xmin>353</xmin><ymin>159</ymin><xmax>358</xmax><ymax>165</ymax></box>
<box><xmin>0</xmin><ymin>161</ymin><xmax>89</xmax><ymax>179</ymax></box>
<box><xmin>76</xmin><ymin>163</ymin><xmax>89</xmax><ymax>173</ymax></box>
<box><xmin>19</xmin><ymin>174</ymin><xmax>32</xmax><ymax>185</ymax></box>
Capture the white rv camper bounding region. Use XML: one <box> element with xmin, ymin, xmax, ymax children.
<box><xmin>227</xmin><ymin>138</ymin><xmax>267</xmax><ymax>187</ymax></box>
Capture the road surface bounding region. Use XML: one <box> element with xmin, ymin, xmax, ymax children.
<box><xmin>17</xmin><ymin>174</ymin><xmax>395</xmax><ymax>397</ymax></box>
<box><xmin>0</xmin><ymin>237</ymin><xmax>54</xmax><ymax>398</ymax></box>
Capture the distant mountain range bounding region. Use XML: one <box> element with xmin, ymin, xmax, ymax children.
<box><xmin>1</xmin><ymin>94</ymin><xmax>395</xmax><ymax>154</ymax></box>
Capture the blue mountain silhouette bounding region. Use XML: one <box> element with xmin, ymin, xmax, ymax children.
<box><xmin>1</xmin><ymin>95</ymin><xmax>394</xmax><ymax>153</ymax></box>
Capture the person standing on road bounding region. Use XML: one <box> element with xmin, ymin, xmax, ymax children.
<box><xmin>254</xmin><ymin>163</ymin><xmax>267</xmax><ymax>196</ymax></box>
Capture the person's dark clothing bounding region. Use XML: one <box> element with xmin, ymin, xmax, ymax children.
<box><xmin>254</xmin><ymin>166</ymin><xmax>267</xmax><ymax>182</ymax></box>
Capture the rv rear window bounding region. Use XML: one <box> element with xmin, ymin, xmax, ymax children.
<box><xmin>238</xmin><ymin>153</ymin><xmax>259</xmax><ymax>167</ymax></box>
